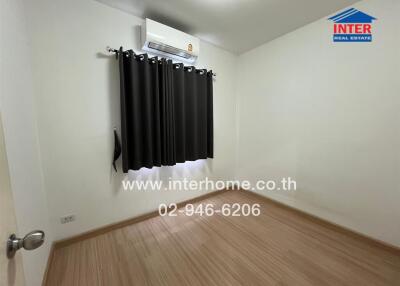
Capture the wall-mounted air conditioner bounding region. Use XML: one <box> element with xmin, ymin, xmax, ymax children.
<box><xmin>141</xmin><ymin>18</ymin><xmax>199</xmax><ymax>63</ymax></box>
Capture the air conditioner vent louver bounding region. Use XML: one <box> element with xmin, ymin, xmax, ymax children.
<box><xmin>141</xmin><ymin>19</ymin><xmax>199</xmax><ymax>63</ymax></box>
<box><xmin>148</xmin><ymin>42</ymin><xmax>192</xmax><ymax>59</ymax></box>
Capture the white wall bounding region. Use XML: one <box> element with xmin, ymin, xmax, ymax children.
<box><xmin>236</xmin><ymin>0</ymin><xmax>400</xmax><ymax>247</ymax></box>
<box><xmin>0</xmin><ymin>0</ymin><xmax>53</xmax><ymax>285</ymax></box>
<box><xmin>25</xmin><ymin>0</ymin><xmax>238</xmax><ymax>240</ymax></box>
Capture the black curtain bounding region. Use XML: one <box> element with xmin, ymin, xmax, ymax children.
<box><xmin>118</xmin><ymin>48</ymin><xmax>213</xmax><ymax>172</ymax></box>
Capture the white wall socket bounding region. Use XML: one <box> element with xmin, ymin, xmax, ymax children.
<box><xmin>60</xmin><ymin>214</ymin><xmax>76</xmax><ymax>224</ymax></box>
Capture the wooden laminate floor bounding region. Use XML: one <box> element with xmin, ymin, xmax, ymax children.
<box><xmin>46</xmin><ymin>191</ymin><xmax>400</xmax><ymax>286</ymax></box>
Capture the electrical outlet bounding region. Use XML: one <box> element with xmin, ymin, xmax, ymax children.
<box><xmin>60</xmin><ymin>215</ymin><xmax>76</xmax><ymax>224</ymax></box>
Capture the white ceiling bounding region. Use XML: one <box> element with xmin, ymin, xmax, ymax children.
<box><xmin>96</xmin><ymin>0</ymin><xmax>359</xmax><ymax>54</ymax></box>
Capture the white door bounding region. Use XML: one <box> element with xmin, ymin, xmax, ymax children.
<box><xmin>0</xmin><ymin>112</ymin><xmax>25</xmax><ymax>286</ymax></box>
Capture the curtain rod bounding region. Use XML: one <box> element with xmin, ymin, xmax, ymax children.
<box><xmin>106</xmin><ymin>46</ymin><xmax>216</xmax><ymax>77</ymax></box>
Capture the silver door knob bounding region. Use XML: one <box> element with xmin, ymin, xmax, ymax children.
<box><xmin>7</xmin><ymin>230</ymin><xmax>45</xmax><ymax>259</ymax></box>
